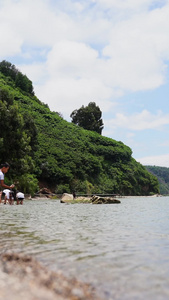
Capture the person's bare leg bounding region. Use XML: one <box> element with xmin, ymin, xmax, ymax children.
<box><xmin>9</xmin><ymin>192</ymin><xmax>12</xmax><ymax>205</ymax></box>
<box><xmin>4</xmin><ymin>195</ymin><xmax>7</xmax><ymax>204</ymax></box>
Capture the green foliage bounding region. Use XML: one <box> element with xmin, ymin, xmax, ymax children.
<box><xmin>56</xmin><ymin>184</ymin><xmax>71</xmax><ymax>194</ymax></box>
<box><xmin>0</xmin><ymin>84</ymin><xmax>37</xmax><ymax>192</ymax></box>
<box><xmin>0</xmin><ymin>62</ymin><xmax>159</xmax><ymax>196</ymax></box>
<box><xmin>70</xmin><ymin>102</ymin><xmax>104</xmax><ymax>134</ymax></box>
<box><xmin>15</xmin><ymin>174</ymin><xmax>39</xmax><ymax>196</ymax></box>
<box><xmin>0</xmin><ymin>60</ymin><xmax>17</xmax><ymax>80</ymax></box>
<box><xmin>0</xmin><ymin>60</ymin><xmax>34</xmax><ymax>95</ymax></box>
<box><xmin>145</xmin><ymin>165</ymin><xmax>169</xmax><ymax>195</ymax></box>
<box><xmin>0</xmin><ymin>88</ymin><xmax>31</xmax><ymax>166</ymax></box>
<box><xmin>15</xmin><ymin>72</ymin><xmax>34</xmax><ymax>94</ymax></box>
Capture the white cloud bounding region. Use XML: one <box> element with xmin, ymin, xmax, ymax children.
<box><xmin>102</xmin><ymin>3</ymin><xmax>169</xmax><ymax>91</ymax></box>
<box><xmin>126</xmin><ymin>132</ymin><xmax>135</xmax><ymax>139</ymax></box>
<box><xmin>14</xmin><ymin>0</ymin><xmax>169</xmax><ymax>118</ymax></box>
<box><xmin>1</xmin><ymin>0</ymin><xmax>169</xmax><ymax>126</ymax></box>
<box><xmin>105</xmin><ymin>110</ymin><xmax>169</xmax><ymax>131</ymax></box>
<box><xmin>35</xmin><ymin>76</ymin><xmax>116</xmax><ymax>117</ymax></box>
<box><xmin>26</xmin><ymin>40</ymin><xmax>122</xmax><ymax>117</ymax></box>
<box><xmin>0</xmin><ymin>0</ymin><xmax>80</xmax><ymax>56</ymax></box>
<box><xmin>46</xmin><ymin>40</ymin><xmax>99</xmax><ymax>76</ymax></box>
<box><xmin>19</xmin><ymin>63</ymin><xmax>48</xmax><ymax>84</ymax></box>
<box><xmin>0</xmin><ymin>24</ymin><xmax>22</xmax><ymax>57</ymax></box>
<box><xmin>137</xmin><ymin>153</ymin><xmax>169</xmax><ymax>167</ymax></box>
<box><xmin>93</xmin><ymin>0</ymin><xmax>154</xmax><ymax>10</ymax></box>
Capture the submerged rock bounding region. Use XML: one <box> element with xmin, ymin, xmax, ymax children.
<box><xmin>0</xmin><ymin>252</ymin><xmax>101</xmax><ymax>300</ymax></box>
<box><xmin>91</xmin><ymin>195</ymin><xmax>121</xmax><ymax>204</ymax></box>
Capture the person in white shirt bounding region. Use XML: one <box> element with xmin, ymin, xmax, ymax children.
<box><xmin>0</xmin><ymin>163</ymin><xmax>15</xmax><ymax>203</ymax></box>
<box><xmin>2</xmin><ymin>189</ymin><xmax>14</xmax><ymax>205</ymax></box>
<box><xmin>16</xmin><ymin>191</ymin><xmax>25</xmax><ymax>205</ymax></box>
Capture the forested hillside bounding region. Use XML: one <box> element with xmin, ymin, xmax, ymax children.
<box><xmin>0</xmin><ymin>61</ymin><xmax>159</xmax><ymax>196</ymax></box>
<box><xmin>145</xmin><ymin>166</ymin><xmax>169</xmax><ymax>195</ymax></box>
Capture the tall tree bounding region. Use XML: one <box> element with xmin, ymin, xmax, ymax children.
<box><xmin>0</xmin><ymin>86</ymin><xmax>37</xmax><ymax>176</ymax></box>
<box><xmin>70</xmin><ymin>102</ymin><xmax>104</xmax><ymax>134</ymax></box>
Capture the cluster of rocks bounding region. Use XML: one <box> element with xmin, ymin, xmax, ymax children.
<box><xmin>60</xmin><ymin>193</ymin><xmax>121</xmax><ymax>204</ymax></box>
<box><xmin>91</xmin><ymin>195</ymin><xmax>121</xmax><ymax>204</ymax></box>
<box><xmin>35</xmin><ymin>188</ymin><xmax>54</xmax><ymax>198</ymax></box>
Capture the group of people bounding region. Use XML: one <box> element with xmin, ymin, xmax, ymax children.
<box><xmin>0</xmin><ymin>162</ymin><xmax>24</xmax><ymax>205</ymax></box>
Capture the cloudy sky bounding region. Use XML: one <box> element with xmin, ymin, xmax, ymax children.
<box><xmin>1</xmin><ymin>0</ymin><xmax>169</xmax><ymax>167</ymax></box>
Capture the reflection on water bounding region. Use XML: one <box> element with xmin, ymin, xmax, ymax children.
<box><xmin>0</xmin><ymin>197</ymin><xmax>169</xmax><ymax>299</ymax></box>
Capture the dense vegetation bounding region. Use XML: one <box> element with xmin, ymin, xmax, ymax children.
<box><xmin>0</xmin><ymin>61</ymin><xmax>159</xmax><ymax>196</ymax></box>
<box><xmin>145</xmin><ymin>166</ymin><xmax>169</xmax><ymax>195</ymax></box>
<box><xmin>70</xmin><ymin>102</ymin><xmax>104</xmax><ymax>134</ymax></box>
<box><xmin>0</xmin><ymin>61</ymin><xmax>34</xmax><ymax>95</ymax></box>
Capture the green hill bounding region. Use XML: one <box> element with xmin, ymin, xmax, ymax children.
<box><xmin>145</xmin><ymin>166</ymin><xmax>169</xmax><ymax>195</ymax></box>
<box><xmin>0</xmin><ymin>61</ymin><xmax>159</xmax><ymax>196</ymax></box>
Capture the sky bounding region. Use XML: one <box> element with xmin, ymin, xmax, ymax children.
<box><xmin>1</xmin><ymin>0</ymin><xmax>169</xmax><ymax>167</ymax></box>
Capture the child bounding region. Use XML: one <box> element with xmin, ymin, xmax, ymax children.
<box><xmin>16</xmin><ymin>191</ymin><xmax>25</xmax><ymax>205</ymax></box>
<box><xmin>2</xmin><ymin>189</ymin><xmax>14</xmax><ymax>205</ymax></box>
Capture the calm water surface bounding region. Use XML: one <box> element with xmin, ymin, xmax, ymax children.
<box><xmin>0</xmin><ymin>197</ymin><xmax>169</xmax><ymax>300</ymax></box>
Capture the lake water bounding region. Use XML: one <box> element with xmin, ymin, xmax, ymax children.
<box><xmin>0</xmin><ymin>197</ymin><xmax>169</xmax><ymax>300</ymax></box>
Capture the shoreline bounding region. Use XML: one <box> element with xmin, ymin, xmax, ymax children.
<box><xmin>30</xmin><ymin>193</ymin><xmax>164</xmax><ymax>202</ymax></box>
<box><xmin>0</xmin><ymin>252</ymin><xmax>101</xmax><ymax>300</ymax></box>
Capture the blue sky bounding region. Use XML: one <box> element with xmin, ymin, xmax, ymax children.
<box><xmin>1</xmin><ymin>0</ymin><xmax>169</xmax><ymax>167</ymax></box>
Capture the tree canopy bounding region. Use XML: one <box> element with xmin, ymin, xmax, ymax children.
<box><xmin>0</xmin><ymin>60</ymin><xmax>34</xmax><ymax>95</ymax></box>
<box><xmin>70</xmin><ymin>102</ymin><xmax>104</xmax><ymax>134</ymax></box>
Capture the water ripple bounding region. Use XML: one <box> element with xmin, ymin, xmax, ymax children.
<box><xmin>1</xmin><ymin>197</ymin><xmax>169</xmax><ymax>299</ymax></box>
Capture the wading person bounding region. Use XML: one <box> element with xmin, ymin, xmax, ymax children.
<box><xmin>0</xmin><ymin>163</ymin><xmax>15</xmax><ymax>203</ymax></box>
<box><xmin>2</xmin><ymin>189</ymin><xmax>14</xmax><ymax>205</ymax></box>
<box><xmin>16</xmin><ymin>191</ymin><xmax>24</xmax><ymax>205</ymax></box>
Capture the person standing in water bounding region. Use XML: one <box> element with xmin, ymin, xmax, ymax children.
<box><xmin>0</xmin><ymin>162</ymin><xmax>15</xmax><ymax>203</ymax></box>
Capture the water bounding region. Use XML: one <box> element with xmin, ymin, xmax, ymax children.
<box><xmin>0</xmin><ymin>197</ymin><xmax>169</xmax><ymax>299</ymax></box>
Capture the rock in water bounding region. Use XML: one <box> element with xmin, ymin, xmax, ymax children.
<box><xmin>91</xmin><ymin>195</ymin><xmax>121</xmax><ymax>204</ymax></box>
<box><xmin>61</xmin><ymin>193</ymin><xmax>74</xmax><ymax>202</ymax></box>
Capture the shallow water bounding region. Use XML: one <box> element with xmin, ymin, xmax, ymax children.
<box><xmin>0</xmin><ymin>197</ymin><xmax>169</xmax><ymax>299</ymax></box>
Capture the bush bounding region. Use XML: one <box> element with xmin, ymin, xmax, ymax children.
<box><xmin>16</xmin><ymin>174</ymin><xmax>39</xmax><ymax>196</ymax></box>
<box><xmin>55</xmin><ymin>184</ymin><xmax>71</xmax><ymax>194</ymax></box>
